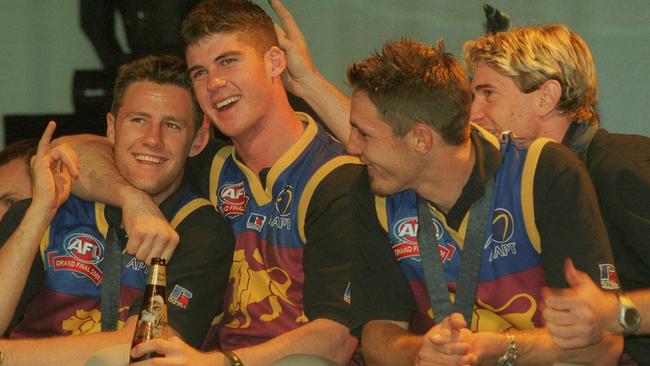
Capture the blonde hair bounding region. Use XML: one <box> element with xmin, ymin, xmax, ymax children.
<box><xmin>463</xmin><ymin>24</ymin><xmax>598</xmax><ymax>125</ymax></box>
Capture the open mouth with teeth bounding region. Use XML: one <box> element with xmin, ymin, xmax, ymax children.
<box><xmin>134</xmin><ymin>154</ymin><xmax>166</xmax><ymax>164</ymax></box>
<box><xmin>214</xmin><ymin>95</ymin><xmax>241</xmax><ymax>111</ymax></box>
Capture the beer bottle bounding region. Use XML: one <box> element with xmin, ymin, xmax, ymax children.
<box><xmin>129</xmin><ymin>257</ymin><xmax>168</xmax><ymax>362</ymax></box>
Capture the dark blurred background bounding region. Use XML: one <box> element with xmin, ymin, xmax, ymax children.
<box><xmin>1</xmin><ymin>0</ymin><xmax>648</xmax><ymax>146</ymax></box>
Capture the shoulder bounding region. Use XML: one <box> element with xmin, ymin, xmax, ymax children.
<box><xmin>173</xmin><ymin>202</ymin><xmax>234</xmax><ymax>256</ymax></box>
<box><xmin>586</xmin><ymin>130</ymin><xmax>650</xmax><ymax>181</ymax></box>
<box><xmin>534</xmin><ymin>140</ymin><xmax>586</xmax><ymax>177</ymax></box>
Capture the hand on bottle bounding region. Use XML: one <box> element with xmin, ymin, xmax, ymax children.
<box><xmin>129</xmin><ymin>337</ymin><xmax>217</xmax><ymax>366</ymax></box>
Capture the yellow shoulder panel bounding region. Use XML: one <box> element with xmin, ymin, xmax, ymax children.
<box><xmin>297</xmin><ymin>156</ymin><xmax>363</xmax><ymax>243</ymax></box>
<box><xmin>210</xmin><ymin>146</ymin><xmax>234</xmax><ymax>206</ymax></box>
<box><xmin>375</xmin><ymin>196</ymin><xmax>388</xmax><ymax>233</ymax></box>
<box><xmin>95</xmin><ymin>202</ymin><xmax>108</xmax><ymax>238</ymax></box>
<box><xmin>170</xmin><ymin>198</ymin><xmax>212</xmax><ymax>229</ymax></box>
<box><xmin>521</xmin><ymin>138</ymin><xmax>553</xmax><ymax>254</ymax></box>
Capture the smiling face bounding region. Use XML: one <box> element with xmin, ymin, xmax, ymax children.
<box><xmin>469</xmin><ymin>62</ymin><xmax>540</xmax><ymax>142</ymax></box>
<box><xmin>107</xmin><ymin>81</ymin><xmax>206</xmax><ymax>204</ymax></box>
<box><xmin>347</xmin><ymin>91</ymin><xmax>418</xmax><ymax>196</ymax></box>
<box><xmin>186</xmin><ymin>31</ymin><xmax>278</xmax><ymax>142</ymax></box>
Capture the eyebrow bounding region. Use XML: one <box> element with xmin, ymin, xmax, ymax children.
<box><xmin>187</xmin><ymin>51</ymin><xmax>243</xmax><ymax>74</ymax></box>
<box><xmin>126</xmin><ymin>112</ymin><xmax>188</xmax><ymax>126</ymax></box>
<box><xmin>162</xmin><ymin>116</ymin><xmax>188</xmax><ymax>126</ymax></box>
<box><xmin>215</xmin><ymin>51</ymin><xmax>241</xmax><ymax>62</ymax></box>
<box><xmin>125</xmin><ymin>111</ymin><xmax>152</xmax><ymax>119</ymax></box>
<box><xmin>473</xmin><ymin>83</ymin><xmax>494</xmax><ymax>91</ymax></box>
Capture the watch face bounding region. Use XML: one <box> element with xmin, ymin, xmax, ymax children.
<box><xmin>624</xmin><ymin>308</ymin><xmax>641</xmax><ymax>328</ymax></box>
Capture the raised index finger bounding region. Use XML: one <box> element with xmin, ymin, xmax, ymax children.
<box><xmin>37</xmin><ymin>120</ymin><xmax>57</xmax><ymax>157</ymax></box>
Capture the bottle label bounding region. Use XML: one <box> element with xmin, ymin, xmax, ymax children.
<box><xmin>148</xmin><ymin>265</ymin><xmax>166</xmax><ymax>286</ymax></box>
<box><xmin>134</xmin><ymin>294</ymin><xmax>168</xmax><ymax>341</ymax></box>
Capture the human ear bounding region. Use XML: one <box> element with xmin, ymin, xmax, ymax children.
<box><xmin>266</xmin><ymin>46</ymin><xmax>287</xmax><ymax>78</ymax></box>
<box><xmin>189</xmin><ymin>125</ymin><xmax>210</xmax><ymax>157</ymax></box>
<box><xmin>537</xmin><ymin>79</ymin><xmax>562</xmax><ymax>116</ymax></box>
<box><xmin>106</xmin><ymin>112</ymin><xmax>116</xmax><ymax>145</ymax></box>
<box><xmin>410</xmin><ymin>123</ymin><xmax>434</xmax><ymax>155</ymax></box>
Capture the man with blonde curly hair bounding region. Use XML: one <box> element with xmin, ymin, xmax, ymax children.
<box><xmin>464</xmin><ymin>24</ymin><xmax>650</xmax><ymax>364</ymax></box>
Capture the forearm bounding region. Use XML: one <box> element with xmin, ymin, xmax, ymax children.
<box><xmin>627</xmin><ymin>290</ymin><xmax>650</xmax><ymax>334</ymax></box>
<box><xmin>229</xmin><ymin>318</ymin><xmax>355</xmax><ymax>365</ymax></box>
<box><xmin>52</xmin><ymin>134</ymin><xmax>140</xmax><ymax>207</ymax></box>
<box><xmin>0</xmin><ymin>316</ymin><xmax>136</xmax><ymax>366</ymax></box>
<box><xmin>295</xmin><ymin>72</ymin><xmax>351</xmax><ymax>144</ymax></box>
<box><xmin>0</xmin><ymin>207</ymin><xmax>52</xmax><ymax>334</ymax></box>
<box><xmin>509</xmin><ymin>328</ymin><xmax>622</xmax><ymax>365</ymax></box>
<box><xmin>361</xmin><ymin>320</ymin><xmax>421</xmax><ymax>366</ymax></box>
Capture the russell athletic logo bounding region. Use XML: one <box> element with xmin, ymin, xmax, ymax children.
<box><xmin>246</xmin><ymin>213</ymin><xmax>267</xmax><ymax>232</ymax></box>
<box><xmin>599</xmin><ymin>263</ymin><xmax>620</xmax><ymax>290</ymax></box>
<box><xmin>391</xmin><ymin>217</ymin><xmax>454</xmax><ymax>263</ymax></box>
<box><xmin>219</xmin><ymin>181</ymin><xmax>249</xmax><ymax>218</ymax></box>
<box><xmin>168</xmin><ymin>285</ymin><xmax>193</xmax><ymax>309</ymax></box>
<box><xmin>48</xmin><ymin>232</ymin><xmax>105</xmax><ymax>285</ymax></box>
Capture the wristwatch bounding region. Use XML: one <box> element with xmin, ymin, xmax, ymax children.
<box><xmin>617</xmin><ymin>293</ymin><xmax>641</xmax><ymax>334</ymax></box>
<box><xmin>497</xmin><ymin>333</ymin><xmax>518</xmax><ymax>366</ymax></box>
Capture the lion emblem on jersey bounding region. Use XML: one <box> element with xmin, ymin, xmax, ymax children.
<box><xmin>62</xmin><ymin>308</ymin><xmax>127</xmax><ymax>335</ymax></box>
<box><xmin>473</xmin><ymin>293</ymin><xmax>537</xmax><ymax>331</ymax></box>
<box><xmin>226</xmin><ymin>248</ymin><xmax>307</xmax><ymax>328</ymax></box>
<box><xmin>62</xmin><ymin>309</ymin><xmax>102</xmax><ymax>335</ymax></box>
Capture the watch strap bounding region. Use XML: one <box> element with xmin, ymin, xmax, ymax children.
<box><xmin>618</xmin><ymin>293</ymin><xmax>641</xmax><ymax>334</ymax></box>
<box><xmin>224</xmin><ymin>350</ymin><xmax>244</xmax><ymax>366</ymax></box>
<box><xmin>497</xmin><ymin>333</ymin><xmax>518</xmax><ymax>366</ymax></box>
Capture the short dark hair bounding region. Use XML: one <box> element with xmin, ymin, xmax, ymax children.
<box><xmin>0</xmin><ymin>139</ymin><xmax>36</xmax><ymax>168</ymax></box>
<box><xmin>111</xmin><ymin>55</ymin><xmax>203</xmax><ymax>129</ymax></box>
<box><xmin>348</xmin><ymin>38</ymin><xmax>471</xmax><ymax>145</ymax></box>
<box><xmin>181</xmin><ymin>0</ymin><xmax>278</xmax><ymax>53</ymax></box>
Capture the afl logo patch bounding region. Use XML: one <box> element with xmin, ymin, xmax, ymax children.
<box><xmin>393</xmin><ymin>217</ymin><xmax>443</xmax><ymax>244</ymax></box>
<box><xmin>48</xmin><ymin>231</ymin><xmax>105</xmax><ymax>285</ymax></box>
<box><xmin>64</xmin><ymin>233</ymin><xmax>104</xmax><ymax>264</ymax></box>
<box><xmin>219</xmin><ymin>181</ymin><xmax>249</xmax><ymax>217</ymax></box>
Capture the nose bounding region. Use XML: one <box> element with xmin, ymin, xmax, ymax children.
<box><xmin>141</xmin><ymin>123</ymin><xmax>163</xmax><ymax>149</ymax></box>
<box><xmin>469</xmin><ymin>98</ymin><xmax>484</xmax><ymax>123</ymax></box>
<box><xmin>346</xmin><ymin>130</ymin><xmax>362</xmax><ymax>157</ymax></box>
<box><xmin>208</xmin><ymin>72</ymin><xmax>227</xmax><ymax>91</ymax></box>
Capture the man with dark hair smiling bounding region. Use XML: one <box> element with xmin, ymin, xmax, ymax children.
<box><xmin>0</xmin><ymin>55</ymin><xmax>234</xmax><ymax>365</ymax></box>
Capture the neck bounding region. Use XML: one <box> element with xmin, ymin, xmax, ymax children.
<box><xmin>414</xmin><ymin>138</ymin><xmax>475</xmax><ymax>213</ymax></box>
<box><xmin>536</xmin><ymin>113</ymin><xmax>572</xmax><ymax>143</ymax></box>
<box><xmin>233</xmin><ymin>97</ymin><xmax>304</xmax><ymax>174</ymax></box>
